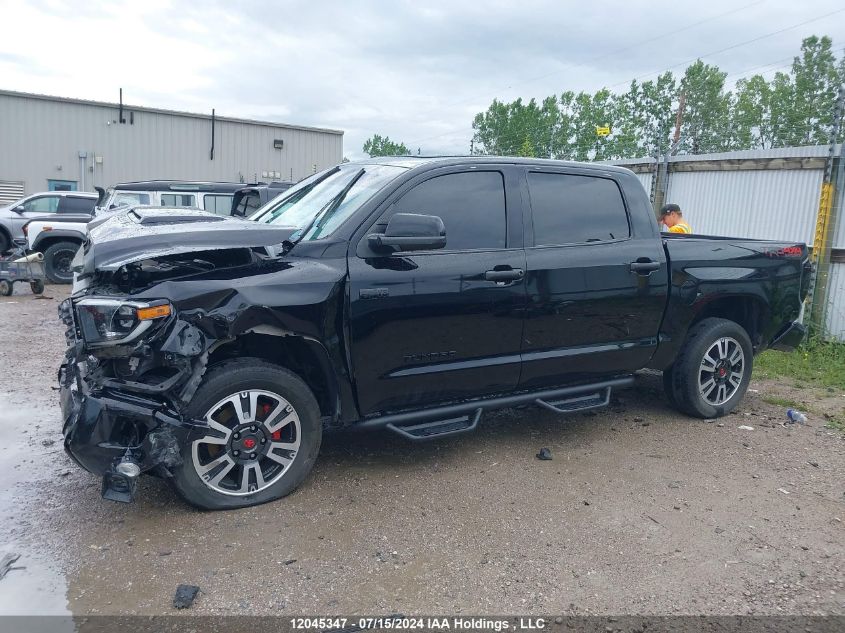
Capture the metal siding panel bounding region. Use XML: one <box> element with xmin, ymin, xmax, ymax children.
<box><xmin>665</xmin><ymin>169</ymin><xmax>823</xmax><ymax>245</ymax></box>
<box><xmin>0</xmin><ymin>92</ymin><xmax>343</xmax><ymax>193</ymax></box>
<box><xmin>824</xmin><ymin>263</ymin><xmax>845</xmax><ymax>341</ymax></box>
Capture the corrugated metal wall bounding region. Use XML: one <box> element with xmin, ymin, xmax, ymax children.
<box><xmin>665</xmin><ymin>169</ymin><xmax>825</xmax><ymax>245</ymax></box>
<box><xmin>610</xmin><ymin>146</ymin><xmax>845</xmax><ymax>341</ymax></box>
<box><xmin>826</xmin><ymin>263</ymin><xmax>845</xmax><ymax>340</ymax></box>
<box><xmin>0</xmin><ymin>91</ymin><xmax>344</xmax><ymax>195</ymax></box>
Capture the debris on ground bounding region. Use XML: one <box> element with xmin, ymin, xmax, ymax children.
<box><xmin>284</xmin><ymin>559</ymin><xmax>297</xmax><ymax>565</ymax></box>
<box><xmin>536</xmin><ymin>447</ymin><xmax>553</xmax><ymax>460</ymax></box>
<box><xmin>738</xmin><ymin>425</ymin><xmax>755</xmax><ymax>431</ymax></box>
<box><xmin>173</xmin><ymin>584</ymin><xmax>200</xmax><ymax>609</ymax></box>
<box><xmin>777</xmin><ymin>488</ymin><xmax>791</xmax><ymax>495</ymax></box>
<box><xmin>785</xmin><ymin>409</ymin><xmax>808</xmax><ymax>425</ymax></box>
<box><xmin>0</xmin><ymin>553</ymin><xmax>24</xmax><ymax>581</ymax></box>
<box><xmin>808</xmin><ymin>461</ymin><xmax>819</xmax><ymax>468</ymax></box>
<box><xmin>41</xmin><ymin>439</ymin><xmax>55</xmax><ymax>447</ymax></box>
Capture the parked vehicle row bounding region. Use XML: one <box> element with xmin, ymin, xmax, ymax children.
<box><xmin>58</xmin><ymin>156</ymin><xmax>810</xmax><ymax>510</ymax></box>
<box><xmin>6</xmin><ymin>180</ymin><xmax>290</xmax><ymax>282</ymax></box>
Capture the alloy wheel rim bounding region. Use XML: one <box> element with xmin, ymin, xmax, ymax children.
<box><xmin>699</xmin><ymin>337</ymin><xmax>744</xmax><ymax>406</ymax></box>
<box><xmin>192</xmin><ymin>389</ymin><xmax>301</xmax><ymax>496</ymax></box>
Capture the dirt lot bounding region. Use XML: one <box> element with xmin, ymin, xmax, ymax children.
<box><xmin>1</xmin><ymin>285</ymin><xmax>843</xmax><ymax>617</ymax></box>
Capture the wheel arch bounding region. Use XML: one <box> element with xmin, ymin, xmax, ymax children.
<box><xmin>206</xmin><ymin>331</ymin><xmax>343</xmax><ymax>425</ymax></box>
<box><xmin>33</xmin><ymin>231</ymin><xmax>84</xmax><ymax>253</ymax></box>
<box><xmin>690</xmin><ymin>294</ymin><xmax>770</xmax><ymax>350</ymax></box>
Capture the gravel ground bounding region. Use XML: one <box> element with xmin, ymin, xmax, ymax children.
<box><xmin>0</xmin><ymin>285</ymin><xmax>843</xmax><ymax>617</ymax></box>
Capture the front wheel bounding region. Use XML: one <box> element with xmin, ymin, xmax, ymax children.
<box><xmin>170</xmin><ymin>359</ymin><xmax>322</xmax><ymax>510</ymax></box>
<box><xmin>664</xmin><ymin>317</ymin><xmax>753</xmax><ymax>419</ymax></box>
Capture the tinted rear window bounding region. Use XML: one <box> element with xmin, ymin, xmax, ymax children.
<box><xmin>527</xmin><ymin>172</ymin><xmax>629</xmax><ymax>245</ymax></box>
<box><xmin>58</xmin><ymin>196</ymin><xmax>96</xmax><ymax>213</ymax></box>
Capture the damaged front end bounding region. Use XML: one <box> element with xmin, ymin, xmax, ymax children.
<box><xmin>59</xmin><ymin>291</ymin><xmax>213</xmax><ymax>501</ymax></box>
<box><xmin>59</xmin><ymin>207</ymin><xmax>296</xmax><ymax>502</ymax></box>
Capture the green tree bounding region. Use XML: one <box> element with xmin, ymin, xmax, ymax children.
<box><xmin>679</xmin><ymin>60</ymin><xmax>732</xmax><ymax>154</ymax></box>
<box><xmin>362</xmin><ymin>134</ymin><xmax>410</xmax><ymax>157</ymax></box>
<box><xmin>786</xmin><ymin>36</ymin><xmax>841</xmax><ymax>145</ymax></box>
<box><xmin>517</xmin><ymin>137</ymin><xmax>535</xmax><ymax>157</ymax></box>
<box><xmin>733</xmin><ymin>74</ymin><xmax>772</xmax><ymax>149</ymax></box>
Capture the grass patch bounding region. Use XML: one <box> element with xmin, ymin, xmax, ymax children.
<box><xmin>825</xmin><ymin>417</ymin><xmax>845</xmax><ymax>432</ymax></box>
<box><xmin>761</xmin><ymin>395</ymin><xmax>803</xmax><ymax>409</ymax></box>
<box><xmin>754</xmin><ymin>339</ymin><xmax>845</xmax><ymax>389</ymax></box>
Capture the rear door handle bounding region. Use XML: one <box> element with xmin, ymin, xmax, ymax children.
<box><xmin>484</xmin><ymin>268</ymin><xmax>524</xmax><ymax>282</ymax></box>
<box><xmin>630</xmin><ymin>259</ymin><xmax>661</xmax><ymax>275</ymax></box>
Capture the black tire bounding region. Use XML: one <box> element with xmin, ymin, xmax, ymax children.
<box><xmin>0</xmin><ymin>232</ymin><xmax>10</xmax><ymax>255</ymax></box>
<box><xmin>30</xmin><ymin>280</ymin><xmax>45</xmax><ymax>295</ymax></box>
<box><xmin>43</xmin><ymin>241</ymin><xmax>80</xmax><ymax>284</ymax></box>
<box><xmin>170</xmin><ymin>359</ymin><xmax>322</xmax><ymax>510</ymax></box>
<box><xmin>0</xmin><ymin>280</ymin><xmax>12</xmax><ymax>296</ymax></box>
<box><xmin>665</xmin><ymin>317</ymin><xmax>753</xmax><ymax>419</ymax></box>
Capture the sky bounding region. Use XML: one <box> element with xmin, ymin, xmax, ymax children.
<box><xmin>1</xmin><ymin>0</ymin><xmax>844</xmax><ymax>159</ymax></box>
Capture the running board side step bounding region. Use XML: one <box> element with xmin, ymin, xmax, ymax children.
<box><xmin>535</xmin><ymin>387</ymin><xmax>611</xmax><ymax>414</ymax></box>
<box><xmin>361</xmin><ymin>376</ymin><xmax>634</xmax><ymax>441</ymax></box>
<box><xmin>387</xmin><ymin>409</ymin><xmax>482</xmax><ymax>441</ymax></box>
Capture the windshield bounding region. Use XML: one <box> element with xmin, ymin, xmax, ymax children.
<box><xmin>251</xmin><ymin>164</ymin><xmax>406</xmax><ymax>240</ymax></box>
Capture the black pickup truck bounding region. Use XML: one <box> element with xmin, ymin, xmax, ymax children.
<box><xmin>59</xmin><ymin>157</ymin><xmax>810</xmax><ymax>509</ymax></box>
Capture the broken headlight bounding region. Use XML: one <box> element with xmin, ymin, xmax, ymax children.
<box><xmin>74</xmin><ymin>298</ymin><xmax>171</xmax><ymax>348</ymax></box>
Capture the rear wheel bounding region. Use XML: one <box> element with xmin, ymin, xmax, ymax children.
<box><xmin>664</xmin><ymin>318</ymin><xmax>753</xmax><ymax>419</ymax></box>
<box><xmin>0</xmin><ymin>280</ymin><xmax>12</xmax><ymax>296</ymax></box>
<box><xmin>43</xmin><ymin>241</ymin><xmax>80</xmax><ymax>284</ymax></box>
<box><xmin>170</xmin><ymin>359</ymin><xmax>322</xmax><ymax>510</ymax></box>
<box><xmin>30</xmin><ymin>280</ymin><xmax>45</xmax><ymax>295</ymax></box>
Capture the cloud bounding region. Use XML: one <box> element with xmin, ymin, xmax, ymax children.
<box><xmin>2</xmin><ymin>0</ymin><xmax>844</xmax><ymax>159</ymax></box>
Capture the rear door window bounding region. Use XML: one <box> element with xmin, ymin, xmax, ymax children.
<box><xmin>203</xmin><ymin>194</ymin><xmax>234</xmax><ymax>215</ymax></box>
<box><xmin>58</xmin><ymin>196</ymin><xmax>96</xmax><ymax>214</ymax></box>
<box><xmin>527</xmin><ymin>172</ymin><xmax>629</xmax><ymax>245</ymax></box>
<box><xmin>160</xmin><ymin>193</ymin><xmax>197</xmax><ymax>207</ymax></box>
<box><xmin>386</xmin><ymin>171</ymin><xmax>507</xmax><ymax>251</ymax></box>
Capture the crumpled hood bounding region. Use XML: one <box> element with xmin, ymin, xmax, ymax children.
<box><xmin>76</xmin><ymin>207</ymin><xmax>296</xmax><ymax>273</ymax></box>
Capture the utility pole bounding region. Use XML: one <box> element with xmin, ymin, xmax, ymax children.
<box><xmin>470</xmin><ymin>139</ymin><xmax>474</xmax><ymax>155</ymax></box>
<box><xmin>808</xmin><ymin>81</ymin><xmax>845</xmax><ymax>336</ymax></box>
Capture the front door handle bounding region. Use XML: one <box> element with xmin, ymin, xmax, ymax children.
<box><xmin>484</xmin><ymin>268</ymin><xmax>524</xmax><ymax>282</ymax></box>
<box><xmin>629</xmin><ymin>259</ymin><xmax>660</xmax><ymax>275</ymax></box>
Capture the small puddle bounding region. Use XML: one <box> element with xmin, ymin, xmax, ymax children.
<box><xmin>0</xmin><ymin>398</ymin><xmax>71</xmax><ymax>616</ymax></box>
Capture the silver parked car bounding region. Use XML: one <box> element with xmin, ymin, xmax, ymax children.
<box><xmin>0</xmin><ymin>191</ymin><xmax>97</xmax><ymax>253</ymax></box>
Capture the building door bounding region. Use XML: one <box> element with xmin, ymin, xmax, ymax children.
<box><xmin>48</xmin><ymin>180</ymin><xmax>77</xmax><ymax>191</ymax></box>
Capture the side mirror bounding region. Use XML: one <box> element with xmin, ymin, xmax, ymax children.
<box><xmin>11</xmin><ymin>205</ymin><xmax>24</xmax><ymax>214</ymax></box>
<box><xmin>368</xmin><ymin>213</ymin><xmax>446</xmax><ymax>252</ymax></box>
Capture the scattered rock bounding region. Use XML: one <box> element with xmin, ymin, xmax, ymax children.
<box><xmin>536</xmin><ymin>448</ymin><xmax>553</xmax><ymax>461</ymax></box>
<box><xmin>717</xmin><ymin>423</ymin><xmax>725</xmax><ymax>428</ymax></box>
<box><xmin>808</xmin><ymin>461</ymin><xmax>819</xmax><ymax>468</ymax></box>
<box><xmin>715</xmin><ymin>527</ymin><xmax>725</xmax><ymax>534</ymax></box>
<box><xmin>738</xmin><ymin>425</ymin><xmax>755</xmax><ymax>431</ymax></box>
<box><xmin>582</xmin><ymin>500</ymin><xmax>590</xmax><ymax>506</ymax></box>
<box><xmin>158</xmin><ymin>550</ymin><xmax>173</xmax><ymax>556</ymax></box>
<box><xmin>41</xmin><ymin>439</ymin><xmax>55</xmax><ymax>447</ymax></box>
<box><xmin>668</xmin><ymin>481</ymin><xmax>682</xmax><ymax>489</ymax></box>
<box><xmin>284</xmin><ymin>559</ymin><xmax>297</xmax><ymax>565</ymax></box>
<box><xmin>173</xmin><ymin>584</ymin><xmax>200</xmax><ymax>609</ymax></box>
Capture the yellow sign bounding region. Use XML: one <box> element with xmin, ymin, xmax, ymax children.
<box><xmin>596</xmin><ymin>126</ymin><xmax>611</xmax><ymax>137</ymax></box>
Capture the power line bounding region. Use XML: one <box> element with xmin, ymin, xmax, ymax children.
<box><xmin>430</xmin><ymin>0</ymin><xmax>768</xmax><ymax>114</ymax></box>
<box><xmin>408</xmin><ymin>8</ymin><xmax>845</xmax><ymax>148</ymax></box>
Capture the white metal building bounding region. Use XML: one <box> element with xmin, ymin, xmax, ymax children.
<box><xmin>0</xmin><ymin>89</ymin><xmax>344</xmax><ymax>203</ymax></box>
